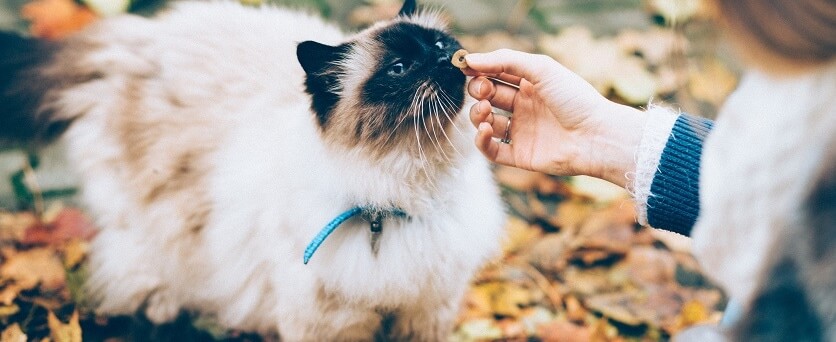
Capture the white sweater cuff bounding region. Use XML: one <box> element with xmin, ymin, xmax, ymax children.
<box><xmin>630</xmin><ymin>105</ymin><xmax>679</xmax><ymax>226</ymax></box>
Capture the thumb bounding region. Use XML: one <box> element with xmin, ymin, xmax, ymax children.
<box><xmin>464</xmin><ymin>49</ymin><xmax>553</xmax><ymax>84</ymax></box>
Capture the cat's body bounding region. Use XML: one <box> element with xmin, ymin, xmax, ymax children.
<box><xmin>1</xmin><ymin>1</ymin><xmax>506</xmax><ymax>339</ymax></box>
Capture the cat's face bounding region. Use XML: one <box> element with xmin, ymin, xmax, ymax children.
<box><xmin>297</xmin><ymin>0</ymin><xmax>466</xmax><ymax>155</ymax></box>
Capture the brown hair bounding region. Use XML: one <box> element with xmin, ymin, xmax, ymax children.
<box><xmin>713</xmin><ymin>0</ymin><xmax>836</xmax><ymax>71</ymax></box>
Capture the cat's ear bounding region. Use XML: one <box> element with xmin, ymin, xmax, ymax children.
<box><xmin>398</xmin><ymin>0</ymin><xmax>417</xmax><ymax>17</ymax></box>
<box><xmin>297</xmin><ymin>41</ymin><xmax>347</xmax><ymax>127</ymax></box>
<box><xmin>297</xmin><ymin>41</ymin><xmax>343</xmax><ymax>76</ymax></box>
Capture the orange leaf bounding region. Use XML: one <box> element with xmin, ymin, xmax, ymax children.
<box><xmin>23</xmin><ymin>208</ymin><xmax>97</xmax><ymax>246</ymax></box>
<box><xmin>21</xmin><ymin>0</ymin><xmax>98</xmax><ymax>40</ymax></box>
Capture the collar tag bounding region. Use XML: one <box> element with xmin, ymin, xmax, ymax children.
<box><xmin>303</xmin><ymin>206</ymin><xmax>407</xmax><ymax>264</ymax></box>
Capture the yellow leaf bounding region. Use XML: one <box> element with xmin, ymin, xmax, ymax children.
<box><xmin>689</xmin><ymin>60</ymin><xmax>737</xmax><ymax>106</ymax></box>
<box><xmin>680</xmin><ymin>300</ymin><xmax>709</xmax><ymax>326</ymax></box>
<box><xmin>565</xmin><ymin>295</ymin><xmax>587</xmax><ymax>323</ymax></box>
<box><xmin>0</xmin><ymin>304</ymin><xmax>20</xmax><ymax>318</ymax></box>
<box><xmin>502</xmin><ymin>217</ymin><xmax>541</xmax><ymax>255</ymax></box>
<box><xmin>48</xmin><ymin>311</ymin><xmax>82</xmax><ymax>342</ymax></box>
<box><xmin>62</xmin><ymin>239</ymin><xmax>89</xmax><ymax>269</ymax></box>
<box><xmin>474</xmin><ymin>282</ymin><xmax>533</xmax><ymax>318</ymax></box>
<box><xmin>0</xmin><ymin>284</ymin><xmax>22</xmax><ymax>306</ymax></box>
<box><xmin>1</xmin><ymin>323</ymin><xmax>27</xmax><ymax>342</ymax></box>
<box><xmin>0</xmin><ymin>248</ymin><xmax>66</xmax><ymax>291</ymax></box>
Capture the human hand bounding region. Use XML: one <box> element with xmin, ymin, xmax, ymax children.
<box><xmin>463</xmin><ymin>49</ymin><xmax>647</xmax><ymax>188</ymax></box>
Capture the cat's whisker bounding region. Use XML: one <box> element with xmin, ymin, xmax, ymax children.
<box><xmin>435</xmin><ymin>83</ymin><xmax>466</xmax><ymax>138</ymax></box>
<box><xmin>432</xmin><ymin>94</ymin><xmax>463</xmax><ymax>159</ymax></box>
<box><xmin>429</xmin><ymin>94</ymin><xmax>453</xmax><ymax>164</ymax></box>
<box><xmin>380</xmin><ymin>86</ymin><xmax>421</xmax><ymax>147</ymax></box>
<box><xmin>413</xmin><ymin>90</ymin><xmax>438</xmax><ymax>192</ymax></box>
<box><xmin>423</xmin><ymin>94</ymin><xmax>446</xmax><ymax>162</ymax></box>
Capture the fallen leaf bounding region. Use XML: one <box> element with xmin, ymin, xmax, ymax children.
<box><xmin>21</xmin><ymin>0</ymin><xmax>98</xmax><ymax>40</ymax></box>
<box><xmin>0</xmin><ymin>284</ymin><xmax>22</xmax><ymax>305</ymax></box>
<box><xmin>527</xmin><ymin>234</ymin><xmax>571</xmax><ymax>277</ymax></box>
<box><xmin>23</xmin><ymin>208</ymin><xmax>97</xmax><ymax>246</ymax></box>
<box><xmin>1</xmin><ymin>323</ymin><xmax>27</xmax><ymax>342</ymax></box>
<box><xmin>679</xmin><ymin>300</ymin><xmax>709</xmax><ymax>326</ymax></box>
<box><xmin>625</xmin><ymin>246</ymin><xmax>677</xmax><ymax>286</ymax></box>
<box><xmin>495</xmin><ymin>166</ymin><xmax>544</xmax><ymax>192</ymax></box>
<box><xmin>0</xmin><ymin>247</ymin><xmax>66</xmax><ymax>290</ymax></box>
<box><xmin>688</xmin><ymin>60</ymin><xmax>737</xmax><ymax>106</ymax></box>
<box><xmin>47</xmin><ymin>311</ymin><xmax>82</xmax><ymax>342</ymax></box>
<box><xmin>0</xmin><ymin>304</ymin><xmax>20</xmax><ymax>318</ymax></box>
<box><xmin>454</xmin><ymin>318</ymin><xmax>503</xmax><ymax>341</ymax></box>
<box><xmin>538</xmin><ymin>319</ymin><xmax>591</xmax><ymax>342</ymax></box>
<box><xmin>551</xmin><ymin>199</ymin><xmax>594</xmax><ymax>231</ymax></box>
<box><xmin>62</xmin><ymin>239</ymin><xmax>89</xmax><ymax>269</ymax></box>
<box><xmin>0</xmin><ymin>212</ymin><xmax>37</xmax><ymax>243</ymax></box>
<box><xmin>503</xmin><ymin>217</ymin><xmax>542</xmax><ymax>255</ymax></box>
<box><xmin>472</xmin><ymin>282</ymin><xmax>533</xmax><ymax>318</ymax></box>
<box><xmin>497</xmin><ymin>318</ymin><xmax>526</xmax><ymax>339</ymax></box>
<box><xmin>519</xmin><ymin>306</ymin><xmax>555</xmax><ymax>335</ymax></box>
<box><xmin>565</xmin><ymin>295</ymin><xmax>587</xmax><ymax>323</ymax></box>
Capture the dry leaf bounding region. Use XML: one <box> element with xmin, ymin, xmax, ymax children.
<box><xmin>21</xmin><ymin>0</ymin><xmax>98</xmax><ymax>40</ymax></box>
<box><xmin>62</xmin><ymin>239</ymin><xmax>89</xmax><ymax>269</ymax></box>
<box><xmin>454</xmin><ymin>318</ymin><xmax>503</xmax><ymax>341</ymax></box>
<box><xmin>47</xmin><ymin>311</ymin><xmax>82</xmax><ymax>342</ymax></box>
<box><xmin>527</xmin><ymin>234</ymin><xmax>571</xmax><ymax>276</ymax></box>
<box><xmin>679</xmin><ymin>300</ymin><xmax>709</xmax><ymax>327</ymax></box>
<box><xmin>503</xmin><ymin>217</ymin><xmax>542</xmax><ymax>255</ymax></box>
<box><xmin>0</xmin><ymin>212</ymin><xmax>37</xmax><ymax>243</ymax></box>
<box><xmin>625</xmin><ymin>246</ymin><xmax>677</xmax><ymax>286</ymax></box>
<box><xmin>0</xmin><ymin>247</ymin><xmax>66</xmax><ymax>290</ymax></box>
<box><xmin>0</xmin><ymin>323</ymin><xmax>27</xmax><ymax>342</ymax></box>
<box><xmin>688</xmin><ymin>60</ymin><xmax>737</xmax><ymax>106</ymax></box>
<box><xmin>495</xmin><ymin>166</ymin><xmax>543</xmax><ymax>192</ymax></box>
<box><xmin>0</xmin><ymin>284</ymin><xmax>22</xmax><ymax>306</ymax></box>
<box><xmin>0</xmin><ymin>304</ymin><xmax>20</xmax><ymax>318</ymax></box>
<box><xmin>565</xmin><ymin>295</ymin><xmax>587</xmax><ymax>323</ymax></box>
<box><xmin>538</xmin><ymin>319</ymin><xmax>591</xmax><ymax>342</ymax></box>
<box><xmin>551</xmin><ymin>199</ymin><xmax>594</xmax><ymax>230</ymax></box>
<box><xmin>472</xmin><ymin>282</ymin><xmax>533</xmax><ymax>318</ymax></box>
<box><xmin>23</xmin><ymin>208</ymin><xmax>97</xmax><ymax>246</ymax></box>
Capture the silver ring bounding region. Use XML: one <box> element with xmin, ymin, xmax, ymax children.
<box><xmin>500</xmin><ymin>117</ymin><xmax>511</xmax><ymax>144</ymax></box>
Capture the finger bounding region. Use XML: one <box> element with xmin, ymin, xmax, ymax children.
<box><xmin>475</xmin><ymin>122</ymin><xmax>500</xmax><ymax>161</ymax></box>
<box><xmin>467</xmin><ymin>77</ymin><xmax>494</xmax><ymax>100</ymax></box>
<box><xmin>476</xmin><ymin>122</ymin><xmax>513</xmax><ymax>165</ymax></box>
<box><xmin>469</xmin><ymin>100</ymin><xmax>493</xmax><ymax>128</ymax></box>
<box><xmin>464</xmin><ymin>49</ymin><xmax>554</xmax><ymax>84</ymax></box>
<box><xmin>485</xmin><ymin>81</ymin><xmax>519</xmax><ymax>112</ymax></box>
<box><xmin>467</xmin><ymin>77</ymin><xmax>519</xmax><ymax>112</ymax></box>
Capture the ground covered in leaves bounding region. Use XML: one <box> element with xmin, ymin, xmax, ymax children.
<box><xmin>0</xmin><ymin>171</ymin><xmax>725</xmax><ymax>342</ymax></box>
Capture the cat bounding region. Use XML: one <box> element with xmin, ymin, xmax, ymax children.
<box><xmin>0</xmin><ymin>0</ymin><xmax>507</xmax><ymax>340</ymax></box>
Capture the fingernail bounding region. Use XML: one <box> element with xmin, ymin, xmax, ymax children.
<box><xmin>478</xmin><ymin>122</ymin><xmax>490</xmax><ymax>132</ymax></box>
<box><xmin>479</xmin><ymin>79</ymin><xmax>491</xmax><ymax>96</ymax></box>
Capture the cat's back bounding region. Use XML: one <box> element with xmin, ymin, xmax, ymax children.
<box><xmin>60</xmin><ymin>1</ymin><xmax>342</xmax><ymax>235</ymax></box>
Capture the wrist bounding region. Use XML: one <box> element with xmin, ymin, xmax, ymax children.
<box><xmin>583</xmin><ymin>102</ymin><xmax>647</xmax><ymax>188</ymax></box>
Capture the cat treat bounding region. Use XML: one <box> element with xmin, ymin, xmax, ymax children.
<box><xmin>452</xmin><ymin>49</ymin><xmax>469</xmax><ymax>68</ymax></box>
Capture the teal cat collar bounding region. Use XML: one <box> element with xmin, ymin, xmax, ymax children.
<box><xmin>303</xmin><ymin>206</ymin><xmax>408</xmax><ymax>264</ymax></box>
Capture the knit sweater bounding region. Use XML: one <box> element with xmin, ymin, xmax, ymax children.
<box><xmin>635</xmin><ymin>63</ymin><xmax>836</xmax><ymax>307</ymax></box>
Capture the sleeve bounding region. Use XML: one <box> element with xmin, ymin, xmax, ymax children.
<box><xmin>631</xmin><ymin>106</ymin><xmax>713</xmax><ymax>236</ymax></box>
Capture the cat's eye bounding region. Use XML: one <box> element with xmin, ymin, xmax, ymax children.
<box><xmin>389</xmin><ymin>62</ymin><xmax>405</xmax><ymax>75</ymax></box>
<box><xmin>435</xmin><ymin>40</ymin><xmax>445</xmax><ymax>49</ymax></box>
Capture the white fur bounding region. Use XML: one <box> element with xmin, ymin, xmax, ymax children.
<box><xmin>58</xmin><ymin>2</ymin><xmax>505</xmax><ymax>339</ymax></box>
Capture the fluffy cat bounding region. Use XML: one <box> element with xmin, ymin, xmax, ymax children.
<box><xmin>0</xmin><ymin>0</ymin><xmax>507</xmax><ymax>340</ymax></box>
